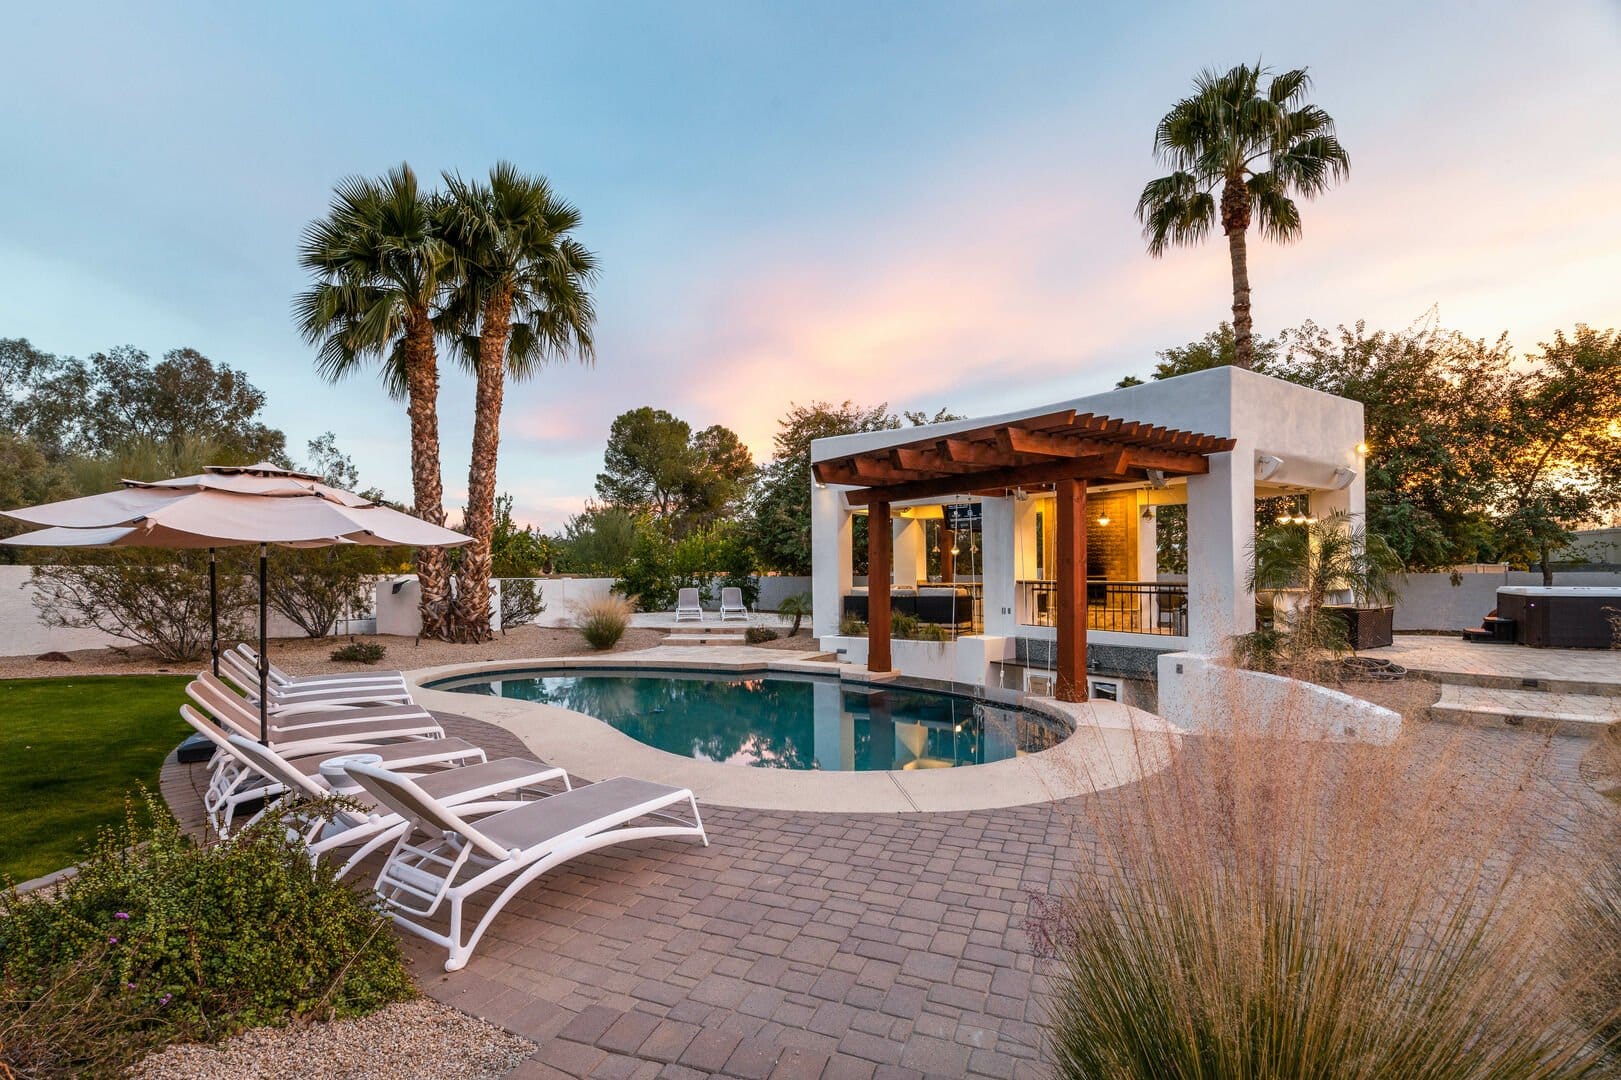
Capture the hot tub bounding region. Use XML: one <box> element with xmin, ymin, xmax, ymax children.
<box><xmin>1496</xmin><ymin>586</ymin><xmax>1621</xmax><ymax>648</ymax></box>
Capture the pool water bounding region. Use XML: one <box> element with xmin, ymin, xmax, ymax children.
<box><xmin>436</xmin><ymin>670</ymin><xmax>1067</xmax><ymax>771</ymax></box>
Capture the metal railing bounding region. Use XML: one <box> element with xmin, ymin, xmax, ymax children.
<box><xmin>1018</xmin><ymin>580</ymin><xmax>1188</xmax><ymax>637</ymax></box>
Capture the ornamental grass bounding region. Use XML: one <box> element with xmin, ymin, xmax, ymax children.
<box><xmin>1036</xmin><ymin>673</ymin><xmax>1619</xmax><ymax>1078</ymax></box>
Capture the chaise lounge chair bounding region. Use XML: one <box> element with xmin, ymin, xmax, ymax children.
<box><xmin>179</xmin><ymin>701</ymin><xmax>483</xmax><ymax>837</ymax></box>
<box><xmin>675</xmin><ymin>587</ymin><xmax>703</xmax><ymax>622</ymax></box>
<box><xmin>346</xmin><ymin>762</ymin><xmax>708</xmax><ymax>970</ymax></box>
<box><xmin>220</xmin><ymin>650</ymin><xmax>414</xmax><ymax>709</ymax></box>
<box><xmin>719</xmin><ymin>587</ymin><xmax>749</xmax><ymax>622</ymax></box>
<box><xmin>232</xmin><ymin>643</ymin><xmax>411</xmax><ymax>692</ymax></box>
<box><xmin>223</xmin><ymin>733</ymin><xmax>569</xmax><ymax>878</ymax></box>
<box><xmin>188</xmin><ymin>673</ymin><xmax>446</xmax><ymax>752</ymax></box>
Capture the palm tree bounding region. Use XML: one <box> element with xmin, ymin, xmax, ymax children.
<box><xmin>294</xmin><ymin>164</ymin><xmax>458</xmax><ymax>639</ymax></box>
<box><xmin>439</xmin><ymin>162</ymin><xmax>597</xmax><ymax>641</ymax></box>
<box><xmin>1137</xmin><ymin>64</ymin><xmax>1350</xmax><ymax>369</ymax></box>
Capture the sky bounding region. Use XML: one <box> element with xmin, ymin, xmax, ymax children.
<box><xmin>3</xmin><ymin>1</ymin><xmax>1618</xmax><ymax>530</ymax></box>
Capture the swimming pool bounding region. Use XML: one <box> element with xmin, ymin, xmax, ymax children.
<box><xmin>431</xmin><ymin>669</ymin><xmax>1068</xmax><ymax>772</ymax></box>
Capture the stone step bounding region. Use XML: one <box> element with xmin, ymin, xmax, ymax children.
<box><xmin>660</xmin><ymin>634</ymin><xmax>749</xmax><ymax>647</ymax></box>
<box><xmin>1431</xmin><ymin>684</ymin><xmax>1621</xmax><ymax>737</ymax></box>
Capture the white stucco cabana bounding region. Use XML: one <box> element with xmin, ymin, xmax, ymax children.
<box><xmin>809</xmin><ymin>366</ymin><xmax>1366</xmax><ymax>701</ymax></box>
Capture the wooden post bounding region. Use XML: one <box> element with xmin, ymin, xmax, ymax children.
<box><xmin>1055</xmin><ymin>478</ymin><xmax>1088</xmax><ymax>702</ymax></box>
<box><xmin>939</xmin><ymin>526</ymin><xmax>955</xmax><ymax>583</ymax></box>
<box><xmin>868</xmin><ymin>502</ymin><xmax>892</xmax><ymax>673</ymax></box>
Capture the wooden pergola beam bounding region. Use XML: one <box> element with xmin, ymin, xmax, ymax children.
<box><xmin>843</xmin><ymin>450</ymin><xmax>1130</xmax><ymax>506</ymax></box>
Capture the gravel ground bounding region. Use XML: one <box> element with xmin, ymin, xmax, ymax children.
<box><xmin>130</xmin><ymin>999</ymin><xmax>533</xmax><ymax>1080</ymax></box>
<box><xmin>0</xmin><ymin>624</ymin><xmax>669</xmax><ymax>680</ymax></box>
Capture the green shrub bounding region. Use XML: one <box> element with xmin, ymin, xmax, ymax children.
<box><xmin>329</xmin><ymin>641</ymin><xmax>387</xmax><ymax>665</ymax></box>
<box><xmin>744</xmin><ymin>627</ymin><xmax>778</xmax><ymax>644</ymax></box>
<box><xmin>615</xmin><ymin>521</ymin><xmax>758</xmax><ymax>613</ymax></box>
<box><xmin>0</xmin><ymin>794</ymin><xmax>413</xmax><ymax>1078</ymax></box>
<box><xmin>839</xmin><ymin>614</ymin><xmax>867</xmax><ymax>636</ymax></box>
<box><xmin>574</xmin><ymin>594</ymin><xmax>633</xmax><ymax>650</ymax></box>
<box><xmin>498</xmin><ymin>578</ymin><xmax>546</xmax><ymax>631</ymax></box>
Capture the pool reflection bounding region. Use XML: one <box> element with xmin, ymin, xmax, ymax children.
<box><xmin>449</xmin><ymin>672</ymin><xmax>1065</xmax><ymax>772</ymax></box>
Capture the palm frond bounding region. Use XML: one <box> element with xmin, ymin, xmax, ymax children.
<box><xmin>1136</xmin><ymin>172</ymin><xmax>1216</xmax><ymax>255</ymax></box>
<box><xmin>1248</xmin><ymin>172</ymin><xmax>1304</xmax><ymax>242</ymax></box>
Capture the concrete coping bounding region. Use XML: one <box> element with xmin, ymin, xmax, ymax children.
<box><xmin>405</xmin><ymin>650</ymin><xmax>1179</xmax><ymax>813</ymax></box>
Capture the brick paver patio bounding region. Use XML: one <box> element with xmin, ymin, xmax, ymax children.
<box><xmin>160</xmin><ymin>713</ymin><xmax>1611</xmax><ymax>1080</ymax></box>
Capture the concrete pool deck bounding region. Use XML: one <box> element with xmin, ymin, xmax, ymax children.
<box><xmin>405</xmin><ymin>647</ymin><xmax>1180</xmax><ymax>814</ymax></box>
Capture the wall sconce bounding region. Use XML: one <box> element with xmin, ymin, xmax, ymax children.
<box><xmin>1256</xmin><ymin>454</ymin><xmax>1285</xmax><ymax>482</ymax></box>
<box><xmin>1330</xmin><ymin>467</ymin><xmax>1357</xmax><ymax>490</ymax></box>
<box><xmin>1356</xmin><ymin>441</ymin><xmax>1369</xmax><ymax>456</ymax></box>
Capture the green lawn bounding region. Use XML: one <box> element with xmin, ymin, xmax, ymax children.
<box><xmin>0</xmin><ymin>675</ymin><xmax>190</xmax><ymax>883</ymax></box>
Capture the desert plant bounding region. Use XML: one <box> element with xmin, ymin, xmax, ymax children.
<box><xmin>1246</xmin><ymin>510</ymin><xmax>1402</xmax><ymax>672</ymax></box>
<box><xmin>30</xmin><ymin>549</ymin><xmax>256</xmax><ymax>662</ymax></box>
<box><xmin>777</xmin><ymin>591</ymin><xmax>813</xmax><ymax>635</ymax></box>
<box><xmin>744</xmin><ymin>626</ymin><xmax>779</xmax><ymax>645</ymax></box>
<box><xmin>839</xmin><ymin>613</ymin><xmax>867</xmax><ymax>637</ymax></box>
<box><xmin>498</xmin><ymin>578</ymin><xmax>545</xmax><ymax>631</ymax></box>
<box><xmin>268</xmin><ymin>546</ymin><xmax>382</xmax><ymax>638</ymax></box>
<box><xmin>1035</xmin><ymin>675</ymin><xmax>1613</xmax><ymax>1078</ymax></box>
<box><xmin>573</xmin><ymin>593</ymin><xmax>633</xmax><ymax>650</ymax></box>
<box><xmin>0</xmin><ymin>793</ymin><xmax>412</xmax><ymax>1078</ymax></box>
<box><xmin>329</xmin><ymin>641</ymin><xmax>387</xmax><ymax>665</ymax></box>
<box><xmin>1563</xmin><ymin>861</ymin><xmax>1621</xmax><ymax>1070</ymax></box>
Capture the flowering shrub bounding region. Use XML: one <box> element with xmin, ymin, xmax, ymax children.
<box><xmin>0</xmin><ymin>793</ymin><xmax>412</xmax><ymax>1077</ymax></box>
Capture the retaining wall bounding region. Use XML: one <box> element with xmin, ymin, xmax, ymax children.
<box><xmin>1155</xmin><ymin>651</ymin><xmax>1401</xmax><ymax>743</ymax></box>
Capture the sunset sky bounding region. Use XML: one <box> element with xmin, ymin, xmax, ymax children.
<box><xmin>3</xmin><ymin>1</ymin><xmax>1618</xmax><ymax>529</ymax></box>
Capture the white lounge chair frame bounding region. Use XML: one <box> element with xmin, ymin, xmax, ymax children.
<box><xmin>220</xmin><ymin>651</ymin><xmax>413</xmax><ymax>709</ymax></box>
<box><xmin>718</xmin><ymin>587</ymin><xmax>749</xmax><ymax>622</ymax></box>
<box><xmin>348</xmin><ymin>764</ymin><xmax>707</xmax><ymax>970</ymax></box>
<box><xmin>224</xmin><ymin>734</ymin><xmax>569</xmax><ymax>878</ymax></box>
<box><xmin>234</xmin><ymin>642</ymin><xmax>407</xmax><ymax>687</ymax></box>
<box><xmin>188</xmin><ymin>673</ymin><xmax>444</xmax><ymax>752</ymax></box>
<box><xmin>675</xmin><ymin>587</ymin><xmax>704</xmax><ymax>622</ymax></box>
<box><xmin>180</xmin><ymin>697</ymin><xmax>480</xmax><ymax>836</ymax></box>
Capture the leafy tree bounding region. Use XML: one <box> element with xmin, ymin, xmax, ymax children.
<box><xmin>439</xmin><ymin>162</ymin><xmax>597</xmax><ymax>642</ymax></box>
<box><xmin>595</xmin><ymin>408</ymin><xmax>755</xmax><ymax>529</ymax></box>
<box><xmin>296</xmin><ymin>163</ymin><xmax>457</xmax><ymax>640</ymax></box>
<box><xmin>615</xmin><ymin>521</ymin><xmax>757</xmax><ymax>612</ymax></box>
<box><xmin>489</xmin><ymin>494</ymin><xmax>553</xmax><ymax>577</ymax></box>
<box><xmin>1486</xmin><ymin>326</ymin><xmax>1621</xmax><ymax>581</ymax></box>
<box><xmin>3</xmin><ymin>343</ymin><xmax>284</xmax><ymax>462</ymax></box>
<box><xmin>746</xmin><ymin>402</ymin><xmax>957</xmax><ymax>575</ymax></box>
<box><xmin>596</xmin><ymin>407</ymin><xmax>702</xmax><ymax>518</ymax></box>
<box><xmin>554</xmin><ymin>504</ymin><xmax>638</xmax><ymax>576</ymax></box>
<box><xmin>1138</xmin><ymin>65</ymin><xmax>1350</xmax><ymax>369</ymax></box>
<box><xmin>0</xmin><ymin>432</ymin><xmax>76</xmax><ymax>561</ymax></box>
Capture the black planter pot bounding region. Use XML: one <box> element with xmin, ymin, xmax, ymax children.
<box><xmin>1326</xmin><ymin>604</ymin><xmax>1395</xmax><ymax>650</ymax></box>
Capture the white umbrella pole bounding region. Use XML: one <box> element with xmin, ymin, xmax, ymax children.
<box><xmin>258</xmin><ymin>544</ymin><xmax>269</xmax><ymax>744</ymax></box>
<box><xmin>208</xmin><ymin>547</ymin><xmax>219</xmax><ymax>677</ymax></box>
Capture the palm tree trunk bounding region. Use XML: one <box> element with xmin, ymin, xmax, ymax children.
<box><xmin>451</xmin><ymin>287</ymin><xmax>513</xmax><ymax>642</ymax></box>
<box><xmin>1221</xmin><ymin>179</ymin><xmax>1254</xmax><ymax>371</ymax></box>
<box><xmin>402</xmin><ymin>313</ymin><xmax>452</xmax><ymax>640</ymax></box>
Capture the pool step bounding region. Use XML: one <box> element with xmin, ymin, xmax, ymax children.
<box><xmin>1430</xmin><ymin>684</ymin><xmax>1620</xmax><ymax>737</ymax></box>
<box><xmin>661</xmin><ymin>626</ymin><xmax>750</xmax><ymax>646</ymax></box>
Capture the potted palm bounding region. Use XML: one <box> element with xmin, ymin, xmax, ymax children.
<box><xmin>1248</xmin><ymin>511</ymin><xmax>1403</xmax><ymax>655</ymax></box>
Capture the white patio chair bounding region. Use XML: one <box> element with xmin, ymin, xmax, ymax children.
<box><xmin>675</xmin><ymin>587</ymin><xmax>704</xmax><ymax>622</ymax></box>
<box><xmin>224</xmin><ymin>734</ymin><xmax>569</xmax><ymax>878</ymax></box>
<box><xmin>233</xmin><ymin>643</ymin><xmax>409</xmax><ymax>691</ymax></box>
<box><xmin>178</xmin><ymin>703</ymin><xmax>482</xmax><ymax>837</ymax></box>
<box><xmin>189</xmin><ymin>673</ymin><xmax>445</xmax><ymax>753</ymax></box>
<box><xmin>221</xmin><ymin>650</ymin><xmax>413</xmax><ymax>709</ymax></box>
<box><xmin>347</xmin><ymin>763</ymin><xmax>707</xmax><ymax>970</ymax></box>
<box><xmin>718</xmin><ymin>587</ymin><xmax>749</xmax><ymax>622</ymax></box>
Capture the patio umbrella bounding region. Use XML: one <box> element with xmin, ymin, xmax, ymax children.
<box><xmin>1</xmin><ymin>462</ymin><xmax>472</xmax><ymax>742</ymax></box>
